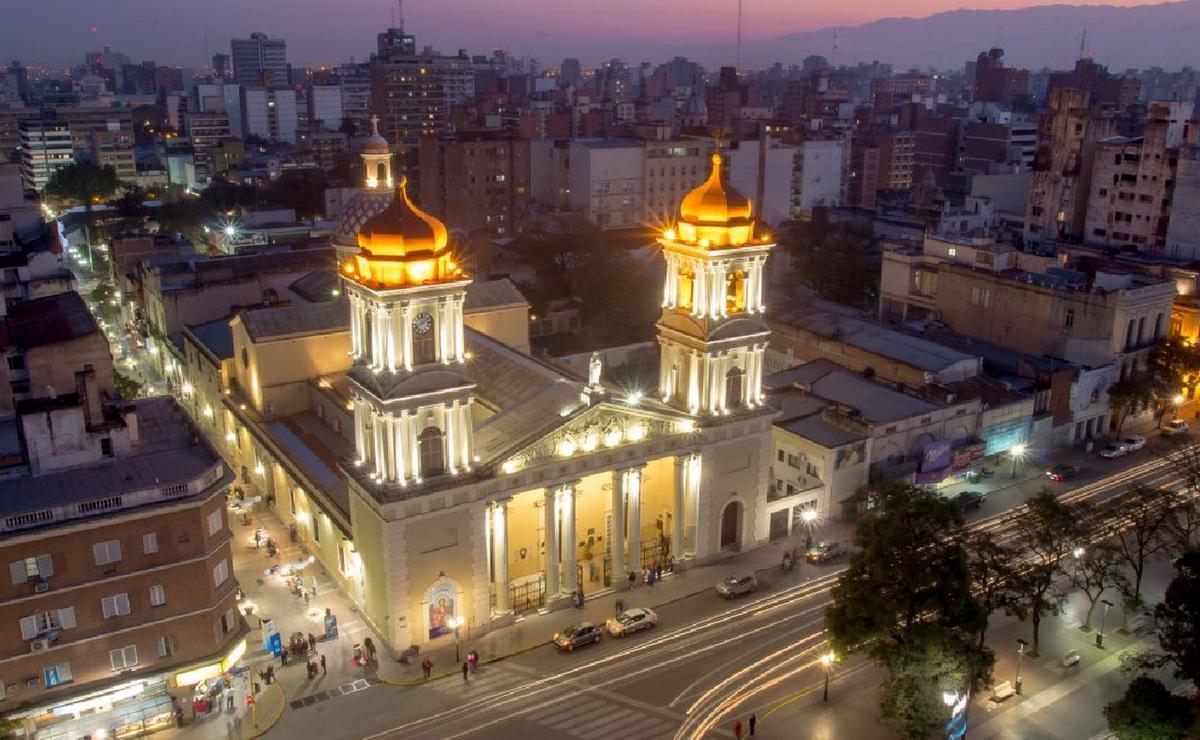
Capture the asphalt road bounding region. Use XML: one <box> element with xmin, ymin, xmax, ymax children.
<box><xmin>263</xmin><ymin>441</ymin><xmax>1188</xmax><ymax>740</ymax></box>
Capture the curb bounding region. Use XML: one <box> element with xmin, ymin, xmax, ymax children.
<box><xmin>244</xmin><ymin>680</ymin><xmax>285</xmax><ymax>739</ymax></box>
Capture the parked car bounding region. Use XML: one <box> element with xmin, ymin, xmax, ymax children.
<box><xmin>715</xmin><ymin>573</ymin><xmax>758</xmax><ymax>599</ymax></box>
<box><xmin>1098</xmin><ymin>442</ymin><xmax>1129</xmax><ymax>459</ymax></box>
<box><xmin>605</xmin><ymin>607</ymin><xmax>658</xmax><ymax>637</ymax></box>
<box><xmin>805</xmin><ymin>541</ymin><xmax>844</xmax><ymax>564</ymax></box>
<box><xmin>1121</xmin><ymin>435</ymin><xmax>1146</xmax><ymax>452</ymax></box>
<box><xmin>1162</xmin><ymin>419</ymin><xmax>1191</xmax><ymax>437</ymax></box>
<box><xmin>1046</xmin><ymin>464</ymin><xmax>1080</xmax><ymax>482</ymax></box>
<box><xmin>553</xmin><ymin>622</ymin><xmax>602</xmax><ymax>652</ymax></box>
<box><xmin>953</xmin><ymin>490</ymin><xmax>987</xmax><ymax>510</ymax></box>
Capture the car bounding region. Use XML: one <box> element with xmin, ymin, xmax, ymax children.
<box><xmin>953</xmin><ymin>490</ymin><xmax>987</xmax><ymax>510</ymax></box>
<box><xmin>805</xmin><ymin>541</ymin><xmax>844</xmax><ymax>564</ymax></box>
<box><xmin>553</xmin><ymin>622</ymin><xmax>602</xmax><ymax>652</ymax></box>
<box><xmin>715</xmin><ymin>573</ymin><xmax>758</xmax><ymax>599</ymax></box>
<box><xmin>1163</xmin><ymin>419</ymin><xmax>1191</xmax><ymax>437</ymax></box>
<box><xmin>1046</xmin><ymin>464</ymin><xmax>1080</xmax><ymax>482</ymax></box>
<box><xmin>1121</xmin><ymin>435</ymin><xmax>1146</xmax><ymax>452</ymax></box>
<box><xmin>1098</xmin><ymin>442</ymin><xmax>1129</xmax><ymax>459</ymax></box>
<box><xmin>605</xmin><ymin>607</ymin><xmax>658</xmax><ymax>637</ymax></box>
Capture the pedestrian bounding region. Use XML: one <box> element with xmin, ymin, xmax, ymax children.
<box><xmin>320</xmin><ymin>654</ymin><xmax>326</xmax><ymax>675</ymax></box>
<box><xmin>749</xmin><ymin>713</ymin><xmax>757</xmax><ymax>735</ymax></box>
<box><xmin>364</xmin><ymin>637</ymin><xmax>376</xmax><ymax>662</ymax></box>
<box><xmin>280</xmin><ymin>645</ymin><xmax>289</xmax><ymax>667</ymax></box>
<box><xmin>308</xmin><ymin>633</ymin><xmax>317</xmax><ymax>655</ymax></box>
<box><xmin>254</xmin><ymin>529</ymin><xmax>261</xmax><ymax>549</ymax></box>
<box><xmin>421</xmin><ymin>657</ymin><xmax>432</xmax><ymax>679</ymax></box>
<box><xmin>462</xmin><ymin>661</ymin><xmax>469</xmax><ymax>681</ymax></box>
<box><xmin>615</xmin><ymin>597</ymin><xmax>625</xmax><ymax>616</ymax></box>
<box><xmin>628</xmin><ymin>571</ymin><xmax>636</xmax><ymax>589</ymax></box>
<box><xmin>734</xmin><ymin>718</ymin><xmax>743</xmax><ymax>740</ymax></box>
<box><xmin>226</xmin><ymin>690</ymin><xmax>234</xmax><ymax>711</ymax></box>
<box><xmin>304</xmin><ymin>589</ymin><xmax>310</xmax><ymax>606</ymax></box>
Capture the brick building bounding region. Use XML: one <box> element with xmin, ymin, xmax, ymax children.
<box><xmin>417</xmin><ymin>131</ymin><xmax>531</xmax><ymax>238</ymax></box>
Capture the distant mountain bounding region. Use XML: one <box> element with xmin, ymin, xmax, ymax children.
<box><xmin>745</xmin><ymin>1</ymin><xmax>1200</xmax><ymax>72</ymax></box>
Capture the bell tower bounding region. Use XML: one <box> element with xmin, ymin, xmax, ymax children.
<box><xmin>657</xmin><ymin>151</ymin><xmax>773</xmax><ymax>417</ymax></box>
<box><xmin>361</xmin><ymin>115</ymin><xmax>393</xmax><ymax>190</ymax></box>
<box><xmin>342</xmin><ymin>177</ymin><xmax>475</xmax><ymax>488</ymax></box>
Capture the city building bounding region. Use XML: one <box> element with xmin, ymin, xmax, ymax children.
<box><xmin>89</xmin><ymin>127</ymin><xmax>136</xmax><ymax>184</ymax></box>
<box><xmin>417</xmin><ymin>131</ymin><xmax>530</xmax><ymax>237</ymax></box>
<box><xmin>240</xmin><ymin>87</ymin><xmax>300</xmax><ymax>144</ymax></box>
<box><xmin>972</xmin><ymin>49</ymin><xmax>1029</xmax><ymax>105</ymax></box>
<box><xmin>18</xmin><ymin>120</ymin><xmax>72</xmax><ymax>192</ymax></box>
<box><xmin>369</xmin><ymin>38</ymin><xmax>473</xmax><ymax>148</ymax></box>
<box><xmin>1048</xmin><ymin>58</ymin><xmax>1141</xmax><ymax>110</ymax></box>
<box><xmin>792</xmin><ymin>137</ymin><xmax>847</xmax><ymax>218</ymax></box>
<box><xmin>230</xmin><ymin>32</ymin><xmax>288</xmax><ymax>88</ymax></box>
<box><xmin>308</xmin><ymin>85</ymin><xmax>344</xmax><ymax>133</ymax></box>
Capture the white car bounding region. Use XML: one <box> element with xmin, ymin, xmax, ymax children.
<box><xmin>1121</xmin><ymin>435</ymin><xmax>1146</xmax><ymax>452</ymax></box>
<box><xmin>605</xmin><ymin>607</ymin><xmax>658</xmax><ymax>637</ymax></box>
<box><xmin>1098</xmin><ymin>442</ymin><xmax>1128</xmax><ymax>459</ymax></box>
<box><xmin>1163</xmin><ymin>419</ymin><xmax>1191</xmax><ymax>437</ymax></box>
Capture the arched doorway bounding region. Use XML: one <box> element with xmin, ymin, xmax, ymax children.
<box><xmin>419</xmin><ymin>426</ymin><xmax>445</xmax><ymax>476</ymax></box>
<box><xmin>719</xmin><ymin>500</ymin><xmax>742</xmax><ymax>550</ymax></box>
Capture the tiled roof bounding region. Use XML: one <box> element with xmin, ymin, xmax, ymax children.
<box><xmin>6</xmin><ymin>291</ymin><xmax>98</xmax><ymax>349</ymax></box>
<box><xmin>239</xmin><ymin>299</ymin><xmax>349</xmax><ymax>342</ymax></box>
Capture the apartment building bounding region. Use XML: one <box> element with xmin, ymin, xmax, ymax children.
<box><xmin>89</xmin><ymin>127</ymin><xmax>136</xmax><ymax>184</ymax></box>
<box><xmin>417</xmin><ymin>131</ymin><xmax>531</xmax><ymax>237</ymax></box>
<box><xmin>369</xmin><ymin>46</ymin><xmax>473</xmax><ymax>147</ymax></box>
<box><xmin>18</xmin><ymin>121</ymin><xmax>72</xmax><ymax>192</ymax></box>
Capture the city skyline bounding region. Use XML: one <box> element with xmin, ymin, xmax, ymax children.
<box><xmin>1</xmin><ymin>0</ymin><xmax>1173</xmax><ymax>69</ymax></box>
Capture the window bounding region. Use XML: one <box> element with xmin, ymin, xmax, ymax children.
<box><xmin>418</xmin><ymin>427</ymin><xmax>446</xmax><ymax>476</ymax></box>
<box><xmin>93</xmin><ymin>540</ymin><xmax>122</xmax><ymax>567</ymax></box>
<box><xmin>214</xmin><ymin>607</ymin><xmax>238</xmax><ymax>641</ymax></box>
<box><xmin>213</xmin><ymin>559</ymin><xmax>229</xmax><ymax>588</ymax></box>
<box><xmin>101</xmin><ymin>593</ymin><xmax>131</xmax><ymax>619</ymax></box>
<box><xmin>43</xmin><ymin>663</ymin><xmax>72</xmax><ymax>688</ymax></box>
<box><xmin>100</xmin><ymin>437</ymin><xmax>113</xmax><ymax>458</ymax></box>
<box><xmin>207</xmin><ymin>509</ymin><xmax>223</xmax><ymax>537</ymax></box>
<box><xmin>19</xmin><ymin>607</ymin><xmax>76</xmax><ymax>639</ymax></box>
<box><xmin>143</xmin><ymin>532</ymin><xmax>158</xmax><ymax>555</ymax></box>
<box><xmin>724</xmin><ymin>368</ymin><xmax>745</xmax><ymax>408</ymax></box>
<box><xmin>149</xmin><ymin>584</ymin><xmax>166</xmax><ymax>607</ymax></box>
<box><xmin>947</xmin><ymin>247</ymin><xmax>957</xmax><ymax>258</ymax></box>
<box><xmin>7</xmin><ymin>354</ymin><xmax>25</xmax><ymax>371</ymax></box>
<box><xmin>9</xmin><ymin>554</ymin><xmax>54</xmax><ymax>584</ymax></box>
<box><xmin>1065</xmin><ymin>309</ymin><xmax>1075</xmax><ymax>329</ymax></box>
<box><xmin>776</xmin><ymin>449</ymin><xmax>784</xmax><ymax>462</ymax></box>
<box><xmin>157</xmin><ymin>635</ymin><xmax>176</xmax><ymax>657</ymax></box>
<box><xmin>970</xmin><ymin>286</ymin><xmax>991</xmax><ymax>308</ymax></box>
<box><xmin>338</xmin><ymin>545</ymin><xmax>346</xmax><ymax>574</ymax></box>
<box><xmin>312</xmin><ymin>512</ymin><xmax>321</xmax><ymax>542</ymax></box>
<box><xmin>109</xmin><ymin>645</ymin><xmax>138</xmax><ymax>671</ymax></box>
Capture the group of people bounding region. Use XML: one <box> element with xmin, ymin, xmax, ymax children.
<box><xmin>732</xmin><ymin>714</ymin><xmax>757</xmax><ymax>739</ymax></box>
<box><xmin>627</xmin><ymin>560</ymin><xmax>674</xmax><ymax>589</ymax></box>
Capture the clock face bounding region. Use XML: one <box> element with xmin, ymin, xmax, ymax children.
<box><xmin>413</xmin><ymin>312</ymin><xmax>433</xmax><ymax>335</ymax></box>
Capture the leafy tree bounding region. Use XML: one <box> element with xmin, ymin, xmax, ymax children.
<box><xmin>266</xmin><ymin>169</ymin><xmax>329</xmax><ymax>220</ymax></box>
<box><xmin>1101</xmin><ymin>486</ymin><xmax>1175</xmax><ymax>631</ymax></box>
<box><xmin>782</xmin><ymin>219</ymin><xmax>878</xmax><ymax>308</ymax></box>
<box><xmin>1108</xmin><ymin>374</ymin><xmax>1156</xmax><ymax>437</ymax></box>
<box><xmin>965</xmin><ymin>531</ymin><xmax>1023</xmax><ymax>649</ymax></box>
<box><xmin>114</xmin><ymin>371</ymin><xmax>143</xmax><ymax>400</ymax></box>
<box><xmin>1074</xmin><ymin>542</ymin><xmax>1129</xmax><ymax>631</ymax></box>
<box><xmin>1012</xmin><ymin>490</ymin><xmax>1091</xmax><ymax>656</ymax></box>
<box><xmin>1155</xmin><ymin>548</ymin><xmax>1200</xmax><ymax>687</ymax></box>
<box><xmin>1103</xmin><ymin>675</ymin><xmax>1194</xmax><ymax>739</ymax></box>
<box><xmin>45</xmin><ymin>162</ymin><xmax>121</xmax><ymax>210</ymax></box>
<box><xmin>155</xmin><ymin>198</ymin><xmax>212</xmax><ymax>244</ymax></box>
<box><xmin>827</xmin><ymin>484</ymin><xmax>991</xmax><ymax>738</ymax></box>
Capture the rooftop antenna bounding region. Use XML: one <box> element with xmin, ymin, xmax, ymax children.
<box><xmin>736</xmin><ymin>0</ymin><xmax>743</xmax><ymax>69</ymax></box>
<box><xmin>832</xmin><ymin>29</ymin><xmax>838</xmax><ymax>66</ymax></box>
<box><xmin>398</xmin><ymin>0</ymin><xmax>405</xmax><ymax>32</ymax></box>
<box><xmin>1079</xmin><ymin>25</ymin><xmax>1088</xmax><ymax>61</ymax></box>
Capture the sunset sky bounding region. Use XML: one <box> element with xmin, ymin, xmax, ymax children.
<box><xmin>1</xmin><ymin>0</ymin><xmax>1174</xmax><ymax>67</ymax></box>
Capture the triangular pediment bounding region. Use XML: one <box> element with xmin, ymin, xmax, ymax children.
<box><xmin>494</xmin><ymin>399</ymin><xmax>695</xmax><ymax>474</ymax></box>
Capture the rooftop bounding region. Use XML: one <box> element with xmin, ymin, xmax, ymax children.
<box><xmin>574</xmin><ymin>138</ymin><xmax>641</xmax><ymax>150</ymax></box>
<box><xmin>186</xmin><ymin>317</ymin><xmax>235</xmax><ymax>361</ymax></box>
<box><xmin>238</xmin><ymin>299</ymin><xmax>350</xmax><ymax>342</ymax></box>
<box><xmin>766</xmin><ymin>360</ymin><xmax>939</xmax><ymax>424</ymax></box>
<box><xmin>6</xmin><ymin>291</ymin><xmax>98</xmax><ymax>349</ymax></box>
<box><xmin>778</xmin><ymin>412</ymin><xmax>868</xmax><ymax>448</ymax></box>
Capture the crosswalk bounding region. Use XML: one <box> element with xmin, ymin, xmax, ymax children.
<box><xmin>426</xmin><ymin>666</ymin><xmax>683</xmax><ymax>739</ymax></box>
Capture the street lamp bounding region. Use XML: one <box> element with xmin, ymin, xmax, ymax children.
<box><xmin>1014</xmin><ymin>638</ymin><xmax>1029</xmax><ymax>695</ymax></box>
<box><xmin>1072</xmin><ymin>546</ymin><xmax>1085</xmax><ymax>585</ymax></box>
<box><xmin>1172</xmin><ymin>394</ymin><xmax>1185</xmax><ymax>422</ymax></box>
<box><xmin>448</xmin><ymin>617</ymin><xmax>463</xmax><ymax>662</ymax></box>
<box><xmin>1009</xmin><ymin>443</ymin><xmax>1027</xmax><ymax>480</ymax></box>
<box><xmin>801</xmin><ymin>508</ymin><xmax>818</xmax><ymax>550</ymax></box>
<box><xmin>1097</xmin><ymin>599</ymin><xmax>1114</xmax><ymax>648</ymax></box>
<box><xmin>819</xmin><ymin>651</ymin><xmax>836</xmax><ymax>702</ymax></box>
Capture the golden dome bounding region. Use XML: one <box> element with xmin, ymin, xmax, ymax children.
<box><xmin>679</xmin><ymin>153</ymin><xmax>752</xmax><ymax>225</ymax></box>
<box><xmin>356</xmin><ymin>176</ymin><xmax>448</xmax><ymax>257</ymax></box>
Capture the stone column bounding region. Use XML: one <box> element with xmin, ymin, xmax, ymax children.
<box><xmin>372</xmin><ymin>411</ymin><xmax>385</xmax><ymax>479</ymax></box>
<box><xmin>352</xmin><ymin>398</ymin><xmax>365</xmax><ymax>462</ymax></box>
<box><xmin>611</xmin><ymin>468</ymin><xmax>626</xmax><ymax>583</ymax></box>
<box><xmin>493</xmin><ymin>498</ymin><xmax>511</xmax><ymax>613</ymax></box>
<box><xmin>627</xmin><ymin>467</ymin><xmax>643</xmax><ymax>572</ymax></box>
<box><xmin>401</xmin><ymin>304</ymin><xmax>413</xmax><ymax>371</ymax></box>
<box><xmin>458</xmin><ymin>402</ymin><xmax>472</xmax><ymax>469</ymax></box>
<box><xmin>444</xmin><ymin>402</ymin><xmax>457</xmax><ymax>474</ymax></box>
<box><xmin>673</xmin><ymin>456</ymin><xmax>687</xmax><ymax>560</ymax></box>
<box><xmin>543</xmin><ymin>487</ymin><xmax>559</xmax><ymax>597</ymax></box>
<box><xmin>349</xmin><ymin>294</ymin><xmax>360</xmax><ymax>356</ymax></box>
<box><xmin>454</xmin><ymin>297</ymin><xmax>466</xmax><ymax>363</ymax></box>
<box><xmin>560</xmin><ymin>484</ymin><xmax>577</xmax><ymax>596</ymax></box>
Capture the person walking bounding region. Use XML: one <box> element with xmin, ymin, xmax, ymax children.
<box><xmin>421</xmin><ymin>657</ymin><xmax>433</xmax><ymax>679</ymax></box>
<box><xmin>749</xmin><ymin>714</ymin><xmax>757</xmax><ymax>735</ymax></box>
<box><xmin>733</xmin><ymin>718</ymin><xmax>743</xmax><ymax>740</ymax></box>
<box><xmin>308</xmin><ymin>633</ymin><xmax>317</xmax><ymax>655</ymax></box>
<box><xmin>461</xmin><ymin>661</ymin><xmax>469</xmax><ymax>681</ymax></box>
<box><xmin>628</xmin><ymin>571</ymin><xmax>637</xmax><ymax>589</ymax></box>
<box><xmin>280</xmin><ymin>645</ymin><xmax>289</xmax><ymax>667</ymax></box>
<box><xmin>320</xmin><ymin>654</ymin><xmax>326</xmax><ymax>675</ymax></box>
<box><xmin>614</xmin><ymin>597</ymin><xmax>625</xmax><ymax>616</ymax></box>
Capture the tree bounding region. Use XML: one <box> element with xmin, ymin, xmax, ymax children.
<box><xmin>1155</xmin><ymin>548</ymin><xmax>1200</xmax><ymax>687</ymax></box>
<box><xmin>1104</xmin><ymin>675</ymin><xmax>1194</xmax><ymax>740</ymax></box>
<box><xmin>45</xmin><ymin>162</ymin><xmax>121</xmax><ymax>210</ymax></box>
<box><xmin>965</xmin><ymin>531</ymin><xmax>1023</xmax><ymax>649</ymax></box>
<box><xmin>1101</xmin><ymin>486</ymin><xmax>1175</xmax><ymax>630</ymax></box>
<box><xmin>782</xmin><ymin>219</ymin><xmax>879</xmax><ymax>308</ymax></box>
<box><xmin>1108</xmin><ymin>374</ymin><xmax>1156</xmax><ymax>437</ymax></box>
<box><xmin>1163</xmin><ymin>444</ymin><xmax>1200</xmax><ymax>553</ymax></box>
<box><xmin>1074</xmin><ymin>542</ymin><xmax>1129</xmax><ymax>631</ymax></box>
<box><xmin>1012</xmin><ymin>490</ymin><xmax>1091</xmax><ymax>656</ymax></box>
<box><xmin>266</xmin><ymin>169</ymin><xmax>329</xmax><ymax>220</ymax></box>
<box><xmin>114</xmin><ymin>371</ymin><xmax>143</xmax><ymax>400</ymax></box>
<box><xmin>827</xmin><ymin>484</ymin><xmax>991</xmax><ymax>738</ymax></box>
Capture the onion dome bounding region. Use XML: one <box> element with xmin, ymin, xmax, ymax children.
<box><xmin>680</xmin><ymin>153</ymin><xmax>752</xmax><ymax>226</ymax></box>
<box><xmin>335</xmin><ymin>190</ymin><xmax>394</xmax><ymax>243</ymax></box>
<box><xmin>357</xmin><ymin>176</ymin><xmax>448</xmax><ymax>257</ymax></box>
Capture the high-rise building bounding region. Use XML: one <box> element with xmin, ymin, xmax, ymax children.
<box><xmin>211</xmin><ymin>53</ymin><xmax>230</xmax><ymax>80</ymax></box>
<box><xmin>18</xmin><ymin>120</ymin><xmax>72</xmax><ymax>192</ymax></box>
<box><xmin>90</xmin><ymin>126</ymin><xmax>136</xmax><ymax>183</ymax></box>
<box><xmin>418</xmin><ymin>131</ymin><xmax>530</xmax><ymax>237</ymax></box>
<box><xmin>240</xmin><ymin>87</ymin><xmax>299</xmax><ymax>143</ymax></box>
<box><xmin>1048</xmin><ymin>59</ymin><xmax>1141</xmax><ymax>110</ymax></box>
<box><xmin>308</xmin><ymin>85</ymin><xmax>344</xmax><ymax>132</ymax></box>
<box><xmin>230</xmin><ymin>32</ymin><xmax>288</xmax><ymax>88</ymax></box>
<box><xmin>337</xmin><ymin>63</ymin><xmax>372</xmax><ymax>136</ymax></box>
<box><xmin>560</xmin><ymin>58</ymin><xmax>581</xmax><ymax>88</ymax></box>
<box><xmin>369</xmin><ymin>43</ymin><xmax>472</xmax><ymax>149</ymax></box>
<box><xmin>972</xmin><ymin>49</ymin><xmax>1029</xmax><ymax>105</ymax></box>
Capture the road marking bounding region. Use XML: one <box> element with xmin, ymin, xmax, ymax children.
<box><xmin>576</xmin><ymin>709</ymin><xmax>637</xmax><ymax>737</ymax></box>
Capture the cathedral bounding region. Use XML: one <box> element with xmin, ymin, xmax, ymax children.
<box><xmin>210</xmin><ymin>122</ymin><xmax>777</xmax><ymax>652</ymax></box>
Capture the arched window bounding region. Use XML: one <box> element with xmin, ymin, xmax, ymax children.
<box><xmin>725</xmin><ymin>367</ymin><xmax>745</xmax><ymax>408</ymax></box>
<box><xmin>376</xmin><ymin>161</ymin><xmax>388</xmax><ymax>184</ymax></box>
<box><xmin>418</xmin><ymin>426</ymin><xmax>446</xmax><ymax>476</ymax></box>
<box><xmin>726</xmin><ymin>270</ymin><xmax>746</xmax><ymax>314</ymax></box>
<box><xmin>678</xmin><ymin>268</ymin><xmax>695</xmax><ymax>311</ymax></box>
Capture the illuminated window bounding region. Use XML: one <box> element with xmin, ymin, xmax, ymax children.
<box><xmin>678</xmin><ymin>269</ymin><xmax>695</xmax><ymax>311</ymax></box>
<box><xmin>726</xmin><ymin>270</ymin><xmax>746</xmax><ymax>314</ymax></box>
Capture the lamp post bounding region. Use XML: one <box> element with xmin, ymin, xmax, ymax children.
<box><xmin>1009</xmin><ymin>443</ymin><xmax>1027</xmax><ymax>480</ymax></box>
<box><xmin>1072</xmin><ymin>546</ymin><xmax>1085</xmax><ymax>585</ymax></box>
<box><xmin>448</xmin><ymin>617</ymin><xmax>463</xmax><ymax>662</ymax></box>
<box><xmin>1171</xmin><ymin>394</ymin><xmax>1185</xmax><ymax>423</ymax></box>
<box><xmin>801</xmin><ymin>508</ymin><xmax>818</xmax><ymax>550</ymax></box>
<box><xmin>820</xmin><ymin>651</ymin><xmax>836</xmax><ymax>703</ymax></box>
<box><xmin>1097</xmin><ymin>599</ymin><xmax>1113</xmax><ymax>648</ymax></box>
<box><xmin>1014</xmin><ymin>638</ymin><xmax>1029</xmax><ymax>695</ymax></box>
